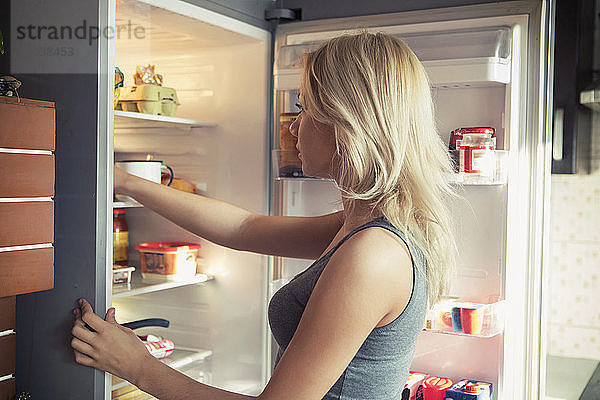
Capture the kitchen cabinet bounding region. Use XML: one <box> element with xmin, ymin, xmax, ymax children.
<box><xmin>0</xmin><ymin>96</ymin><xmax>55</xmax><ymax>400</ymax></box>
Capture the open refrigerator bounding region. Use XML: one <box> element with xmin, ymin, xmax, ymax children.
<box><xmin>100</xmin><ymin>1</ymin><xmax>553</xmax><ymax>399</ymax></box>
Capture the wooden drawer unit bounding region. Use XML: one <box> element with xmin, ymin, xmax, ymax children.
<box><xmin>0</xmin><ymin>378</ymin><xmax>15</xmax><ymax>400</ymax></box>
<box><xmin>0</xmin><ymin>334</ymin><xmax>15</xmax><ymax>377</ymax></box>
<box><xmin>0</xmin><ymin>248</ymin><xmax>54</xmax><ymax>297</ymax></box>
<box><xmin>0</xmin><ymin>97</ymin><xmax>55</xmax><ymax>400</ymax></box>
<box><xmin>0</xmin><ymin>297</ymin><xmax>15</xmax><ymax>333</ymax></box>
<box><xmin>0</xmin><ymin>153</ymin><xmax>55</xmax><ymax>198</ymax></box>
<box><xmin>0</xmin><ymin>97</ymin><xmax>55</xmax><ymax>151</ymax></box>
<box><xmin>0</xmin><ymin>202</ymin><xmax>54</xmax><ymax>247</ymax></box>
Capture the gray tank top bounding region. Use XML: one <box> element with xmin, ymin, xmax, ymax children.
<box><xmin>268</xmin><ymin>216</ymin><xmax>428</xmax><ymax>400</ymax></box>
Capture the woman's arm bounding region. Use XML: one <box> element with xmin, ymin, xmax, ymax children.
<box><xmin>115</xmin><ymin>167</ymin><xmax>344</xmax><ymax>259</ymax></box>
<box><xmin>71</xmin><ymin>227</ymin><xmax>413</xmax><ymax>400</ymax></box>
<box><xmin>71</xmin><ymin>300</ymin><xmax>253</xmax><ymax>400</ymax></box>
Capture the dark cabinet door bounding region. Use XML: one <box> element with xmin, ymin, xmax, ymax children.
<box><xmin>551</xmin><ymin>0</ymin><xmax>595</xmax><ymax>174</ymax></box>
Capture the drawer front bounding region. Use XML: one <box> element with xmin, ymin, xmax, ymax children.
<box><xmin>0</xmin><ymin>202</ymin><xmax>54</xmax><ymax>247</ymax></box>
<box><xmin>0</xmin><ymin>297</ymin><xmax>15</xmax><ymax>332</ymax></box>
<box><xmin>0</xmin><ymin>248</ymin><xmax>54</xmax><ymax>297</ymax></box>
<box><xmin>0</xmin><ymin>153</ymin><xmax>55</xmax><ymax>197</ymax></box>
<box><xmin>0</xmin><ymin>101</ymin><xmax>55</xmax><ymax>151</ymax></box>
<box><xmin>0</xmin><ymin>378</ymin><xmax>15</xmax><ymax>400</ymax></box>
<box><xmin>0</xmin><ymin>334</ymin><xmax>15</xmax><ymax>377</ymax></box>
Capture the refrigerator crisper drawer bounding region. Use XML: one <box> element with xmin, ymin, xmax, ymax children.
<box><xmin>274</xmin><ymin>27</ymin><xmax>512</xmax><ymax>90</ymax></box>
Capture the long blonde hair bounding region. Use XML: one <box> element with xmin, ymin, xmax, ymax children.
<box><xmin>301</xmin><ymin>32</ymin><xmax>456</xmax><ymax>304</ymax></box>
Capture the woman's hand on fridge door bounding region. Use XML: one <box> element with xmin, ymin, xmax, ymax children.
<box><xmin>71</xmin><ymin>298</ymin><xmax>158</xmax><ymax>385</ymax></box>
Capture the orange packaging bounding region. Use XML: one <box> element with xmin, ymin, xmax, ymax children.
<box><xmin>422</xmin><ymin>376</ymin><xmax>453</xmax><ymax>400</ymax></box>
<box><xmin>136</xmin><ymin>242</ymin><xmax>201</xmax><ymax>282</ymax></box>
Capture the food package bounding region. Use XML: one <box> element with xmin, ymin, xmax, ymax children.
<box><xmin>134</xmin><ymin>64</ymin><xmax>164</xmax><ymax>86</ymax></box>
<box><xmin>445</xmin><ymin>380</ymin><xmax>493</xmax><ymax>400</ymax></box>
<box><xmin>136</xmin><ymin>242</ymin><xmax>201</xmax><ymax>282</ymax></box>
<box><xmin>118</xmin><ymin>84</ymin><xmax>180</xmax><ymax>116</ymax></box>
<box><xmin>422</xmin><ymin>376</ymin><xmax>453</xmax><ymax>400</ymax></box>
<box><xmin>402</xmin><ymin>371</ymin><xmax>429</xmax><ymax>400</ymax></box>
<box><xmin>139</xmin><ymin>334</ymin><xmax>174</xmax><ymax>359</ymax></box>
<box><xmin>114</xmin><ymin>67</ymin><xmax>124</xmax><ymax>109</ymax></box>
<box><xmin>112</xmin><ymin>265</ymin><xmax>135</xmax><ymax>284</ymax></box>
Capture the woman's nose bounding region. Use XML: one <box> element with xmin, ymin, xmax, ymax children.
<box><xmin>289</xmin><ymin>116</ymin><xmax>299</xmax><ymax>137</ymax></box>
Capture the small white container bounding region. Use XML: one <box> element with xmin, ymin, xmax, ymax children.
<box><xmin>112</xmin><ymin>266</ymin><xmax>135</xmax><ymax>284</ymax></box>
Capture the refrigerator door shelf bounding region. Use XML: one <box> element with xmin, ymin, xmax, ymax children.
<box><xmin>275</xmin><ymin>57</ymin><xmax>510</xmax><ymax>91</ymax></box>
<box><xmin>451</xmin><ymin>150</ymin><xmax>509</xmax><ymax>186</ymax></box>
<box><xmin>424</xmin><ymin>299</ymin><xmax>506</xmax><ymax>338</ymax></box>
<box><xmin>272</xmin><ymin>149</ymin><xmax>335</xmax><ymax>182</ymax></box>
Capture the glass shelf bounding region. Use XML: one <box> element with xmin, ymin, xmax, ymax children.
<box><xmin>424</xmin><ymin>299</ymin><xmax>506</xmax><ymax>338</ymax></box>
<box><xmin>113</xmin><ymin>198</ymin><xmax>143</xmax><ymax>208</ymax></box>
<box><xmin>272</xmin><ymin>149</ymin><xmax>508</xmax><ymax>185</ymax></box>
<box><xmin>114</xmin><ymin>110</ymin><xmax>216</xmax><ymax>130</ymax></box>
<box><xmin>275</xmin><ymin>176</ymin><xmax>334</xmax><ymax>182</ymax></box>
<box><xmin>112</xmin><ymin>272</ymin><xmax>213</xmax><ymax>299</ymax></box>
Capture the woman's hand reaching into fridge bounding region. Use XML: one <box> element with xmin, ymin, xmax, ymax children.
<box><xmin>71</xmin><ymin>298</ymin><xmax>158</xmax><ymax>385</ymax></box>
<box><xmin>114</xmin><ymin>164</ymin><xmax>133</xmax><ymax>195</ymax></box>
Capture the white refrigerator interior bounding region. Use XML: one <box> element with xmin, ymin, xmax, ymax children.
<box><xmin>110</xmin><ymin>0</ymin><xmax>271</xmax><ymax>397</ymax></box>
<box><xmin>104</xmin><ymin>1</ymin><xmax>547</xmax><ymax>399</ymax></box>
<box><xmin>272</xmin><ymin>12</ymin><xmax>534</xmax><ymax>400</ymax></box>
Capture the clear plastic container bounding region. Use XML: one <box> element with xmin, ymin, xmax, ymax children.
<box><xmin>112</xmin><ymin>265</ymin><xmax>135</xmax><ymax>284</ymax></box>
<box><xmin>453</xmin><ymin>150</ymin><xmax>508</xmax><ymax>185</ymax></box>
<box><xmin>136</xmin><ymin>242</ymin><xmax>201</xmax><ymax>283</ymax></box>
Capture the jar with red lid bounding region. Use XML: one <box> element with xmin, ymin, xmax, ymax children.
<box><xmin>459</xmin><ymin>133</ymin><xmax>495</xmax><ymax>183</ymax></box>
<box><xmin>113</xmin><ymin>209</ymin><xmax>129</xmax><ymax>266</ymax></box>
<box><xmin>449</xmin><ymin>127</ymin><xmax>496</xmax><ymax>172</ymax></box>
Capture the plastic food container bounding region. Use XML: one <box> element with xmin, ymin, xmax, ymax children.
<box><xmin>116</xmin><ymin>85</ymin><xmax>180</xmax><ymax>116</ymax></box>
<box><xmin>112</xmin><ymin>266</ymin><xmax>135</xmax><ymax>284</ymax></box>
<box><xmin>446</xmin><ymin>380</ymin><xmax>493</xmax><ymax>400</ymax></box>
<box><xmin>136</xmin><ymin>242</ymin><xmax>201</xmax><ymax>283</ymax></box>
<box><xmin>422</xmin><ymin>376</ymin><xmax>454</xmax><ymax>400</ymax></box>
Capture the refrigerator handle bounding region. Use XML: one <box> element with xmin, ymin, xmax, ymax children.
<box><xmin>552</xmin><ymin>107</ymin><xmax>564</xmax><ymax>161</ymax></box>
<box><xmin>122</xmin><ymin>318</ymin><xmax>170</xmax><ymax>330</ymax></box>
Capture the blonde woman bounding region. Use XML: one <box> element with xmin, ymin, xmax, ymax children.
<box><xmin>71</xmin><ymin>32</ymin><xmax>455</xmax><ymax>400</ymax></box>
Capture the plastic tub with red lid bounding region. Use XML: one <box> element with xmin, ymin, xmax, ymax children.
<box><xmin>136</xmin><ymin>242</ymin><xmax>201</xmax><ymax>283</ymax></box>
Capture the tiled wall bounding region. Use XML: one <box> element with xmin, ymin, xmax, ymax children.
<box><xmin>548</xmin><ymin>112</ymin><xmax>600</xmax><ymax>359</ymax></box>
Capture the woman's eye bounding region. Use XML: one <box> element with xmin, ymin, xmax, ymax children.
<box><xmin>295</xmin><ymin>103</ymin><xmax>304</xmax><ymax>112</ymax></box>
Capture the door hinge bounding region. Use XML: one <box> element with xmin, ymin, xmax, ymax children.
<box><xmin>265</xmin><ymin>8</ymin><xmax>301</xmax><ymax>22</ymax></box>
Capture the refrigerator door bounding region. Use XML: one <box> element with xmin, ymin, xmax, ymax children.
<box><xmin>270</xmin><ymin>2</ymin><xmax>553</xmax><ymax>399</ymax></box>
<box><xmin>103</xmin><ymin>0</ymin><xmax>274</xmax><ymax>397</ymax></box>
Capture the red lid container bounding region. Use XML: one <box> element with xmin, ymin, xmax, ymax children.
<box><xmin>422</xmin><ymin>376</ymin><xmax>454</xmax><ymax>400</ymax></box>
